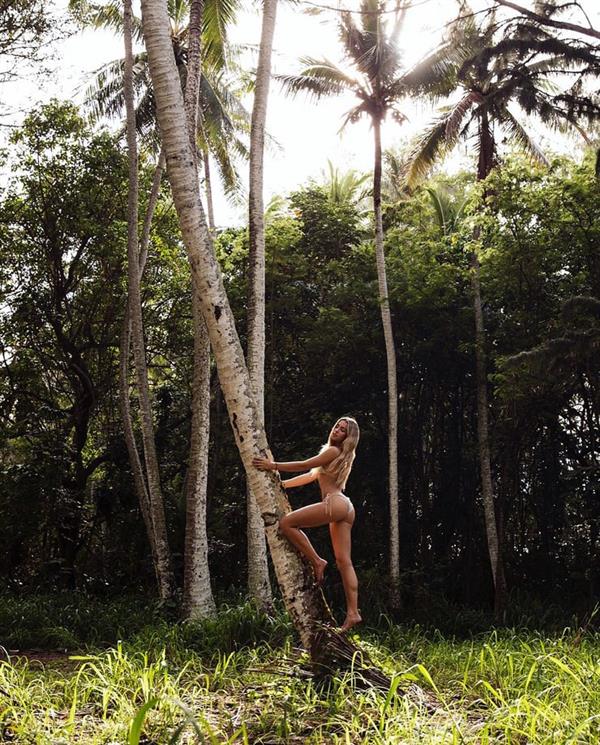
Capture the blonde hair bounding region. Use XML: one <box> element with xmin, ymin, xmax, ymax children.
<box><xmin>317</xmin><ymin>417</ymin><xmax>360</xmax><ymax>489</ymax></box>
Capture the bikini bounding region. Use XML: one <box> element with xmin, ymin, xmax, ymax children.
<box><xmin>323</xmin><ymin>491</ymin><xmax>355</xmax><ymax>523</ymax></box>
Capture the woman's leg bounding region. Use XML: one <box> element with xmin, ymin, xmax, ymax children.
<box><xmin>329</xmin><ymin>518</ymin><xmax>361</xmax><ymax>631</ymax></box>
<box><xmin>279</xmin><ymin>501</ymin><xmax>348</xmax><ymax>583</ymax></box>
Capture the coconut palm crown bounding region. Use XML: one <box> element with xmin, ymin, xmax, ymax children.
<box><xmin>278</xmin><ymin>0</ymin><xmax>458</xmax><ymax>131</ymax></box>
<box><xmin>404</xmin><ymin>9</ymin><xmax>600</xmax><ymax>187</ymax></box>
<box><xmin>70</xmin><ymin>0</ymin><xmax>249</xmax><ymax>197</ymax></box>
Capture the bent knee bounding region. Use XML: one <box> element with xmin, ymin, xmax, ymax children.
<box><xmin>278</xmin><ymin>514</ymin><xmax>293</xmax><ymax>532</ymax></box>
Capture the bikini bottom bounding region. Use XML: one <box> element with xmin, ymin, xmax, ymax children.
<box><xmin>323</xmin><ymin>492</ymin><xmax>354</xmax><ymax>523</ymax></box>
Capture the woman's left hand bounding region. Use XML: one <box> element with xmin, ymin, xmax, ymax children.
<box><xmin>252</xmin><ymin>456</ymin><xmax>277</xmax><ymax>471</ymax></box>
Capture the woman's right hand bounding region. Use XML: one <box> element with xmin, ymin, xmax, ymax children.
<box><xmin>252</xmin><ymin>456</ymin><xmax>277</xmax><ymax>471</ymax></box>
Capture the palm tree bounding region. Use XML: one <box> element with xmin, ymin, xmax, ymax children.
<box><xmin>123</xmin><ymin>0</ymin><xmax>174</xmax><ymax>601</ymax></box>
<box><xmin>138</xmin><ymin>0</ymin><xmax>390</xmax><ymax>680</ymax></box>
<box><xmin>73</xmin><ymin>0</ymin><xmax>235</xmax><ymax>610</ymax></box>
<box><xmin>403</xmin><ymin>9</ymin><xmax>600</xmax><ymax>614</ymax></box>
<box><xmin>71</xmin><ymin>0</ymin><xmax>249</xmax><ymax>210</ymax></box>
<box><xmin>246</xmin><ymin>0</ymin><xmax>278</xmax><ymax>608</ymax></box>
<box><xmin>278</xmin><ymin>0</ymin><xmax>455</xmax><ymax>603</ymax></box>
<box><xmin>181</xmin><ymin>0</ymin><xmax>217</xmax><ymax>620</ymax></box>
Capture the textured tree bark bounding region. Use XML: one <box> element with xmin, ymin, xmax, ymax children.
<box><xmin>373</xmin><ymin>117</ymin><xmax>400</xmax><ymax>607</ymax></box>
<box><xmin>202</xmin><ymin>151</ymin><xmax>215</xmax><ymax>232</ymax></box>
<box><xmin>124</xmin><ymin>0</ymin><xmax>174</xmax><ymax>602</ymax></box>
<box><xmin>140</xmin><ymin>0</ymin><xmax>335</xmax><ymax>652</ymax></box>
<box><xmin>181</xmin><ymin>0</ymin><xmax>217</xmax><ymax>619</ymax></box>
<box><xmin>246</xmin><ymin>0</ymin><xmax>278</xmax><ymax>607</ymax></box>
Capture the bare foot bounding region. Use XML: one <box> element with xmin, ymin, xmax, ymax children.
<box><xmin>312</xmin><ymin>558</ymin><xmax>328</xmax><ymax>585</ymax></box>
<box><xmin>340</xmin><ymin>612</ymin><xmax>362</xmax><ymax>632</ymax></box>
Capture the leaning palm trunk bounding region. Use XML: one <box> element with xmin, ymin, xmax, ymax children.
<box><xmin>181</xmin><ymin>0</ymin><xmax>217</xmax><ymax>619</ymax></box>
<box><xmin>124</xmin><ymin>0</ymin><xmax>174</xmax><ymax>601</ymax></box>
<box><xmin>140</xmin><ymin>0</ymin><xmax>335</xmax><ymax>651</ymax></box>
<box><xmin>246</xmin><ymin>0</ymin><xmax>279</xmax><ymax>607</ymax></box>
<box><xmin>373</xmin><ymin>118</ymin><xmax>400</xmax><ymax>605</ymax></box>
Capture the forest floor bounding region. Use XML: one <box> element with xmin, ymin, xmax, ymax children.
<box><xmin>0</xmin><ymin>596</ymin><xmax>598</xmax><ymax>743</ymax></box>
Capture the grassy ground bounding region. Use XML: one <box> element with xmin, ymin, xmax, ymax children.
<box><xmin>0</xmin><ymin>597</ymin><xmax>598</xmax><ymax>743</ymax></box>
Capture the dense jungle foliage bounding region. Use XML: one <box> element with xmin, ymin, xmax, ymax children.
<box><xmin>0</xmin><ymin>101</ymin><xmax>598</xmax><ymax>617</ymax></box>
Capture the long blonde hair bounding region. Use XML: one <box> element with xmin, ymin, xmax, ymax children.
<box><xmin>318</xmin><ymin>417</ymin><xmax>360</xmax><ymax>489</ymax></box>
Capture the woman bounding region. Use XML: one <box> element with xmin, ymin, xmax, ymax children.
<box><xmin>252</xmin><ymin>417</ymin><xmax>361</xmax><ymax>631</ymax></box>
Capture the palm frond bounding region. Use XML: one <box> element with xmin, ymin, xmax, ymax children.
<box><xmin>339</xmin><ymin>101</ymin><xmax>371</xmax><ymax>130</ymax></box>
<box><xmin>426</xmin><ymin>186</ymin><xmax>449</xmax><ymax>233</ymax></box>
<box><xmin>276</xmin><ymin>58</ymin><xmax>359</xmax><ymax>100</ymax></box>
<box><xmin>497</xmin><ymin>107</ymin><xmax>549</xmax><ymax>166</ymax></box>
<box><xmin>69</xmin><ymin>0</ymin><xmax>144</xmax><ymax>41</ymax></box>
<box><xmin>400</xmin><ymin>38</ymin><xmax>473</xmax><ymax>97</ymax></box>
<box><xmin>403</xmin><ymin>112</ymin><xmax>456</xmax><ymax>190</ymax></box>
<box><xmin>446</xmin><ymin>90</ymin><xmax>482</xmax><ymax>141</ymax></box>
<box><xmin>202</xmin><ymin>0</ymin><xmax>241</xmax><ymax>71</ymax></box>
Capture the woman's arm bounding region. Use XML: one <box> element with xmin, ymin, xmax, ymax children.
<box><xmin>281</xmin><ymin>471</ymin><xmax>318</xmax><ymax>489</ymax></box>
<box><xmin>252</xmin><ymin>445</ymin><xmax>340</xmax><ymax>473</ymax></box>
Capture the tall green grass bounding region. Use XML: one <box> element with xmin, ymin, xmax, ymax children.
<box><xmin>0</xmin><ymin>597</ymin><xmax>598</xmax><ymax>743</ymax></box>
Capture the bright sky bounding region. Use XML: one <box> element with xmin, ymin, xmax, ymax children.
<box><xmin>1</xmin><ymin>0</ymin><xmax>597</xmax><ymax>226</ymax></box>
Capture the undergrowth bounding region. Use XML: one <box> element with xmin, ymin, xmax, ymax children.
<box><xmin>0</xmin><ymin>596</ymin><xmax>598</xmax><ymax>743</ymax></box>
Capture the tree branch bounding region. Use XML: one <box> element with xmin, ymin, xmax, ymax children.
<box><xmin>492</xmin><ymin>0</ymin><xmax>600</xmax><ymax>40</ymax></box>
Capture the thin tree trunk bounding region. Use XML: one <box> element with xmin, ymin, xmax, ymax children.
<box><xmin>124</xmin><ymin>0</ymin><xmax>174</xmax><ymax>602</ymax></box>
<box><xmin>119</xmin><ymin>150</ymin><xmax>166</xmax><ymax>592</ymax></box>
<box><xmin>373</xmin><ymin>116</ymin><xmax>400</xmax><ymax>606</ymax></box>
<box><xmin>183</xmin><ymin>288</ymin><xmax>215</xmax><ymax>618</ymax></box>
<box><xmin>119</xmin><ymin>310</ymin><xmax>156</xmax><ymax>562</ymax></box>
<box><xmin>246</xmin><ymin>0</ymin><xmax>278</xmax><ymax>607</ymax></box>
<box><xmin>181</xmin><ymin>0</ymin><xmax>217</xmax><ymax>619</ymax></box>
<box><xmin>202</xmin><ymin>151</ymin><xmax>216</xmax><ymax>232</ymax></box>
<box><xmin>139</xmin><ymin>149</ymin><xmax>166</xmax><ymax>274</ymax></box>
<box><xmin>474</xmin><ymin>110</ymin><xmax>506</xmax><ymax>615</ymax></box>
<box><xmin>140</xmin><ymin>0</ymin><xmax>333</xmax><ymax>652</ymax></box>
<box><xmin>470</xmin><ymin>250</ymin><xmax>506</xmax><ymax>614</ymax></box>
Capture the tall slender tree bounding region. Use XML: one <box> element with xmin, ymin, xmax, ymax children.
<box><xmin>278</xmin><ymin>0</ymin><xmax>454</xmax><ymax>603</ymax></box>
<box><xmin>246</xmin><ymin>0</ymin><xmax>278</xmax><ymax>607</ymax></box>
<box><xmin>139</xmin><ymin>0</ymin><xmax>390</xmax><ymax>677</ymax></box>
<box><xmin>403</xmin><ymin>9</ymin><xmax>600</xmax><ymax>613</ymax></box>
<box><xmin>124</xmin><ymin>0</ymin><xmax>174</xmax><ymax>601</ymax></box>
<box><xmin>139</xmin><ymin>0</ymin><xmax>329</xmax><ymax>652</ymax></box>
<box><xmin>182</xmin><ymin>0</ymin><xmax>217</xmax><ymax>619</ymax></box>
<box><xmin>72</xmin><ymin>0</ymin><xmax>248</xmax><ymax>204</ymax></box>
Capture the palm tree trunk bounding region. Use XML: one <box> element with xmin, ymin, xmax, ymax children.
<box><xmin>474</xmin><ymin>110</ymin><xmax>506</xmax><ymax>615</ymax></box>
<box><xmin>246</xmin><ymin>0</ymin><xmax>278</xmax><ymax>607</ymax></box>
<box><xmin>202</xmin><ymin>151</ymin><xmax>216</xmax><ymax>232</ymax></box>
<box><xmin>183</xmin><ymin>288</ymin><xmax>215</xmax><ymax>618</ymax></box>
<box><xmin>124</xmin><ymin>0</ymin><xmax>174</xmax><ymax>602</ymax></box>
<box><xmin>140</xmin><ymin>0</ymin><xmax>333</xmax><ymax>652</ymax></box>
<box><xmin>470</xmin><ymin>250</ymin><xmax>506</xmax><ymax>614</ymax></box>
<box><xmin>373</xmin><ymin>116</ymin><xmax>400</xmax><ymax>606</ymax></box>
<box><xmin>139</xmin><ymin>149</ymin><xmax>166</xmax><ymax>274</ymax></box>
<box><xmin>181</xmin><ymin>0</ymin><xmax>217</xmax><ymax>619</ymax></box>
<box><xmin>119</xmin><ymin>148</ymin><xmax>165</xmax><ymax>592</ymax></box>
